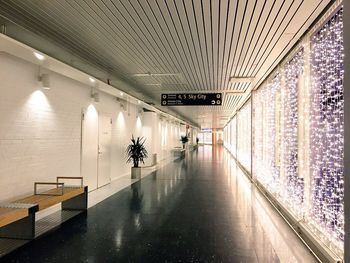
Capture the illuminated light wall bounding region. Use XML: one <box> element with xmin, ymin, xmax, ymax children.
<box><xmin>224</xmin><ymin>5</ymin><xmax>345</xmax><ymax>259</ymax></box>
<box><xmin>282</xmin><ymin>48</ymin><xmax>305</xmax><ymax>214</ymax></box>
<box><xmin>224</xmin><ymin>114</ymin><xmax>238</xmax><ymax>159</ymax></box>
<box><xmin>230</xmin><ymin>116</ymin><xmax>237</xmax><ymax>157</ymax></box>
<box><xmin>309</xmin><ymin>7</ymin><xmax>344</xmax><ymax>250</ymax></box>
<box><xmin>253</xmin><ymin>75</ymin><xmax>282</xmax><ymax>196</ymax></box>
<box><xmin>237</xmin><ymin>99</ymin><xmax>252</xmax><ymax>173</ymax></box>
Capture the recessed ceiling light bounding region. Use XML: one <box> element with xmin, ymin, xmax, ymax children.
<box><xmin>120</xmin><ymin>92</ymin><xmax>124</xmax><ymax>96</ymax></box>
<box><xmin>34</xmin><ymin>52</ymin><xmax>45</xmax><ymax>61</ymax></box>
<box><xmin>89</xmin><ymin>77</ymin><xmax>95</xmax><ymax>83</ymax></box>
<box><xmin>137</xmin><ymin>100</ymin><xmax>141</xmax><ymax>104</ymax></box>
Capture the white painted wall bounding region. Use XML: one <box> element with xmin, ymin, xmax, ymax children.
<box><xmin>0</xmin><ymin>52</ymin><xmax>182</xmax><ymax>201</ymax></box>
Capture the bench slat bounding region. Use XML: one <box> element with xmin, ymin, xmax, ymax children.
<box><xmin>15</xmin><ymin>187</ymin><xmax>85</xmax><ymax>211</ymax></box>
<box><xmin>0</xmin><ymin>208</ymin><xmax>28</xmax><ymax>228</ymax></box>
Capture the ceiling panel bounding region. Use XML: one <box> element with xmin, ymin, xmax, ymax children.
<box><xmin>0</xmin><ymin>0</ymin><xmax>332</xmax><ymax>128</ymax></box>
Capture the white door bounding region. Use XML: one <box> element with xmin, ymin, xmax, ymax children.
<box><xmin>98</xmin><ymin>115</ymin><xmax>112</xmax><ymax>188</ymax></box>
<box><xmin>81</xmin><ymin>106</ymin><xmax>99</xmax><ymax>191</ymax></box>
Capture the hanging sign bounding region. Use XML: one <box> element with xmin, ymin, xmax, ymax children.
<box><xmin>161</xmin><ymin>93</ymin><xmax>222</xmax><ymax>106</ymax></box>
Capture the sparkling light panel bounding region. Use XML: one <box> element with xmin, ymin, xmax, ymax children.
<box><xmin>224</xmin><ymin>115</ymin><xmax>237</xmax><ymax>158</ymax></box>
<box><xmin>237</xmin><ymin>100</ymin><xmax>252</xmax><ymax>173</ymax></box>
<box><xmin>282</xmin><ymin>48</ymin><xmax>305</xmax><ymax>214</ymax></box>
<box><xmin>253</xmin><ymin>75</ymin><xmax>281</xmax><ymax>196</ymax></box>
<box><xmin>231</xmin><ymin>116</ymin><xmax>237</xmax><ymax>157</ymax></box>
<box><xmin>224</xmin><ymin>6</ymin><xmax>344</xmax><ymax>257</ymax></box>
<box><xmin>310</xmin><ymin>8</ymin><xmax>344</xmax><ymax>247</ymax></box>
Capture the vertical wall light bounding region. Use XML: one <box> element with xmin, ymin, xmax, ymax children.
<box><xmin>310</xmin><ymin>7</ymin><xmax>344</xmax><ymax>248</ymax></box>
<box><xmin>283</xmin><ymin>48</ymin><xmax>304</xmax><ymax>214</ymax></box>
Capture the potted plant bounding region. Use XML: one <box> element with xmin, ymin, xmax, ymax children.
<box><xmin>180</xmin><ymin>135</ymin><xmax>189</xmax><ymax>149</ymax></box>
<box><xmin>126</xmin><ymin>135</ymin><xmax>148</xmax><ymax>179</ymax></box>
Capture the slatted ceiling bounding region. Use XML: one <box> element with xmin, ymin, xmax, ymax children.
<box><xmin>249</xmin><ymin>0</ymin><xmax>303</xmax><ymax>77</ymax></box>
<box><xmin>0</xmin><ymin>0</ymin><xmax>330</xmax><ymax>128</ymax></box>
<box><xmin>222</xmin><ymin>0</ymin><xmax>247</xmax><ymax>89</ymax></box>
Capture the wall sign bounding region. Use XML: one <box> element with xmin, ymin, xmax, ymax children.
<box><xmin>161</xmin><ymin>93</ymin><xmax>222</xmax><ymax>106</ymax></box>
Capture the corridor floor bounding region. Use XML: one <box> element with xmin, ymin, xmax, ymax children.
<box><xmin>3</xmin><ymin>146</ymin><xmax>316</xmax><ymax>263</ymax></box>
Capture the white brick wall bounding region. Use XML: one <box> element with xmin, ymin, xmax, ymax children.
<box><xmin>0</xmin><ymin>52</ymin><xmax>181</xmax><ymax>202</ymax></box>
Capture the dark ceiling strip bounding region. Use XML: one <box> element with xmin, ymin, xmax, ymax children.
<box><xmin>200</xmin><ymin>0</ymin><xmax>212</xmax><ymax>89</ymax></box>
<box><xmin>92</xmin><ymin>0</ymin><xmax>168</xmax><ymax>76</ymax></box>
<box><xmin>241</xmin><ymin>0</ymin><xmax>286</xmax><ymax>77</ymax></box>
<box><xmin>210</xmin><ymin>0</ymin><xmax>215</xmax><ymax>89</ymax></box>
<box><xmin>107</xmin><ymin>1</ymin><xmax>170</xmax><ymax>79</ymax></box>
<box><xmin>236</xmin><ymin>0</ymin><xmax>268</xmax><ymax>77</ymax></box>
<box><xmin>64</xmin><ymin>0</ymin><xmax>148</xmax><ymax>73</ymax></box>
<box><xmin>248</xmin><ymin>0</ymin><xmax>302</xmax><ymax>77</ymax></box>
<box><xmin>191</xmin><ymin>0</ymin><xmax>210</xmax><ymax>89</ymax></box>
<box><xmin>127</xmin><ymin>0</ymin><xmax>182</xmax><ymax>84</ymax></box>
<box><xmin>0</xmin><ymin>2</ymin><xmax>118</xmax><ymax>75</ymax></box>
<box><xmin>172</xmin><ymin>0</ymin><xmax>202</xmax><ymax>90</ymax></box>
<box><xmin>250</xmin><ymin>0</ymin><xmax>305</xmax><ymax>77</ymax></box>
<box><xmin>228</xmin><ymin>0</ymin><xmax>258</xmax><ymax>85</ymax></box>
<box><xmin>143</xmin><ymin>0</ymin><xmax>198</xmax><ymax>89</ymax></box>
<box><xmin>218</xmin><ymin>0</ymin><xmax>231</xmax><ymax>91</ymax></box>
<box><xmin>162</xmin><ymin>0</ymin><xmax>199</xmax><ymax>88</ymax></box>
<box><xmin>221</xmin><ymin>0</ymin><xmax>241</xmax><ymax>93</ymax></box>
<box><xmin>182</xmin><ymin>0</ymin><xmax>206</xmax><ymax>89</ymax></box>
<box><xmin>252</xmin><ymin>0</ymin><xmax>330</xmax><ymax>92</ymax></box>
<box><xmin>153</xmin><ymin>0</ymin><xmax>198</xmax><ymax>88</ymax></box>
<box><xmin>216</xmin><ymin>0</ymin><xmax>221</xmax><ymax>92</ymax></box>
<box><xmin>238</xmin><ymin>0</ymin><xmax>277</xmax><ymax>77</ymax></box>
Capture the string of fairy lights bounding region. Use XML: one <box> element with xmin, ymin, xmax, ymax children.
<box><xmin>224</xmin><ymin>5</ymin><xmax>344</xmax><ymax>256</ymax></box>
<box><xmin>283</xmin><ymin>48</ymin><xmax>305</xmax><ymax>214</ymax></box>
<box><xmin>310</xmin><ymin>7</ymin><xmax>344</xmax><ymax>246</ymax></box>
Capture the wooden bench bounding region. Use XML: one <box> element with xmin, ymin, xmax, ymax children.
<box><xmin>0</xmin><ymin>177</ymin><xmax>87</xmax><ymax>240</ymax></box>
<box><xmin>0</xmin><ymin>207</ymin><xmax>29</xmax><ymax>228</ymax></box>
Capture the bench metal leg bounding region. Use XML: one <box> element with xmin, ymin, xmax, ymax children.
<box><xmin>62</xmin><ymin>186</ymin><xmax>88</xmax><ymax>211</ymax></box>
<box><xmin>0</xmin><ymin>214</ymin><xmax>35</xmax><ymax>240</ymax></box>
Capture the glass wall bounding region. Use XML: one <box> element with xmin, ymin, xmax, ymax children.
<box><xmin>224</xmin><ymin>6</ymin><xmax>344</xmax><ymax>259</ymax></box>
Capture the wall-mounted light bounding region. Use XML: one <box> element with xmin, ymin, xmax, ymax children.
<box><xmin>91</xmin><ymin>88</ymin><xmax>100</xmax><ymax>103</ymax></box>
<box><xmin>38</xmin><ymin>73</ymin><xmax>50</xmax><ymax>90</ymax></box>
<box><xmin>137</xmin><ymin>109</ymin><xmax>143</xmax><ymax>118</ymax></box>
<box><xmin>34</xmin><ymin>52</ymin><xmax>45</xmax><ymax>61</ymax></box>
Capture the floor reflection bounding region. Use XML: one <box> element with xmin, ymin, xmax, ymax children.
<box><xmin>3</xmin><ymin>145</ymin><xmax>316</xmax><ymax>263</ymax></box>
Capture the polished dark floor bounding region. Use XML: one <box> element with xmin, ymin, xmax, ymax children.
<box><xmin>3</xmin><ymin>146</ymin><xmax>315</xmax><ymax>263</ymax></box>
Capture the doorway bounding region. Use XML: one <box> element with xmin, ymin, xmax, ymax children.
<box><xmin>97</xmin><ymin>115</ymin><xmax>112</xmax><ymax>188</ymax></box>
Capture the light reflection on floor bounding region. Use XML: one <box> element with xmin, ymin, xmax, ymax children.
<box><xmin>2</xmin><ymin>145</ymin><xmax>316</xmax><ymax>263</ymax></box>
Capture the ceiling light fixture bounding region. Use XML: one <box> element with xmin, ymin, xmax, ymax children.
<box><xmin>120</xmin><ymin>92</ymin><xmax>124</xmax><ymax>96</ymax></box>
<box><xmin>89</xmin><ymin>77</ymin><xmax>95</xmax><ymax>83</ymax></box>
<box><xmin>34</xmin><ymin>52</ymin><xmax>45</xmax><ymax>61</ymax></box>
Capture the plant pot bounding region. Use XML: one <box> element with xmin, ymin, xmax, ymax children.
<box><xmin>131</xmin><ymin>167</ymin><xmax>141</xmax><ymax>179</ymax></box>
